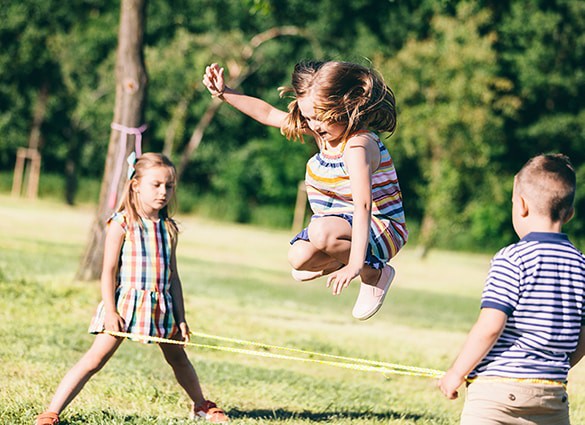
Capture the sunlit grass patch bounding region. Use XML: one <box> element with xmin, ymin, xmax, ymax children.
<box><xmin>2</xmin><ymin>195</ymin><xmax>584</xmax><ymax>424</ymax></box>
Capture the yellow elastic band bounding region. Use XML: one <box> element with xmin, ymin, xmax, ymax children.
<box><xmin>103</xmin><ymin>330</ymin><xmax>444</xmax><ymax>379</ymax></box>
<box><xmin>103</xmin><ymin>330</ymin><xmax>568</xmax><ymax>388</ymax></box>
<box><xmin>466</xmin><ymin>376</ymin><xmax>567</xmax><ymax>389</ymax></box>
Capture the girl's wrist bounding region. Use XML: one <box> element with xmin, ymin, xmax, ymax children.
<box><xmin>212</xmin><ymin>87</ymin><xmax>226</xmax><ymax>99</ymax></box>
<box><xmin>104</xmin><ymin>305</ymin><xmax>118</xmax><ymax>314</ymax></box>
<box><xmin>212</xmin><ymin>86</ymin><xmax>232</xmax><ymax>101</ymax></box>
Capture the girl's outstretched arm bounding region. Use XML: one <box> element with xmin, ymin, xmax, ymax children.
<box><xmin>101</xmin><ymin>221</ymin><xmax>126</xmax><ymax>332</ymax></box>
<box><xmin>203</xmin><ymin>63</ymin><xmax>288</xmax><ymax>128</ymax></box>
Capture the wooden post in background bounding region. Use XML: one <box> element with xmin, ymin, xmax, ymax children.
<box><xmin>11</xmin><ymin>148</ymin><xmax>41</xmax><ymax>199</ymax></box>
<box><xmin>11</xmin><ymin>84</ymin><xmax>48</xmax><ymax>200</ymax></box>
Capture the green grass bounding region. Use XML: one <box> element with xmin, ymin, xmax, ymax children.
<box><xmin>1</xmin><ymin>194</ymin><xmax>585</xmax><ymax>424</ymax></box>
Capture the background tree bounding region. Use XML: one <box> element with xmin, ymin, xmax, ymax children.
<box><xmin>494</xmin><ymin>0</ymin><xmax>585</xmax><ymax>243</ymax></box>
<box><xmin>77</xmin><ymin>0</ymin><xmax>148</xmax><ymax>280</ymax></box>
<box><xmin>381</xmin><ymin>3</ymin><xmax>519</xmax><ymax>256</ymax></box>
<box><xmin>2</xmin><ymin>0</ymin><xmax>585</xmax><ymax>255</ymax></box>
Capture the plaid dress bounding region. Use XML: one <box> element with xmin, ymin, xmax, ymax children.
<box><xmin>89</xmin><ymin>212</ymin><xmax>178</xmax><ymax>342</ymax></box>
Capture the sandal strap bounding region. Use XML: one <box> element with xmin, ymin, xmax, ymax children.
<box><xmin>36</xmin><ymin>412</ymin><xmax>59</xmax><ymax>425</ymax></box>
<box><xmin>207</xmin><ymin>406</ymin><xmax>225</xmax><ymax>415</ymax></box>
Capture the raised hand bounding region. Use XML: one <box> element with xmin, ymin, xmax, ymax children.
<box><xmin>203</xmin><ymin>63</ymin><xmax>225</xmax><ymax>97</ymax></box>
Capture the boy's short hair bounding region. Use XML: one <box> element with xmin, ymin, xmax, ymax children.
<box><xmin>516</xmin><ymin>153</ymin><xmax>576</xmax><ymax>222</ymax></box>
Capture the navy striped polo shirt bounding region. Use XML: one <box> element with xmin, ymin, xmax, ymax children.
<box><xmin>470</xmin><ymin>232</ymin><xmax>585</xmax><ymax>381</ymax></box>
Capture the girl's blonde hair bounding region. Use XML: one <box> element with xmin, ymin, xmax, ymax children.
<box><xmin>279</xmin><ymin>61</ymin><xmax>397</xmax><ymax>143</ymax></box>
<box><xmin>117</xmin><ymin>152</ymin><xmax>179</xmax><ymax>244</ymax></box>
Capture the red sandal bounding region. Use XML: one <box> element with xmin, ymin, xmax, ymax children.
<box><xmin>36</xmin><ymin>412</ymin><xmax>60</xmax><ymax>425</ymax></box>
<box><xmin>190</xmin><ymin>400</ymin><xmax>229</xmax><ymax>423</ymax></box>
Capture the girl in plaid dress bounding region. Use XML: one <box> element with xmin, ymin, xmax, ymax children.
<box><xmin>36</xmin><ymin>154</ymin><xmax>228</xmax><ymax>425</ymax></box>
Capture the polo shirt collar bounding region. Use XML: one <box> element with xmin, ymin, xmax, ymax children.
<box><xmin>521</xmin><ymin>232</ymin><xmax>569</xmax><ymax>243</ymax></box>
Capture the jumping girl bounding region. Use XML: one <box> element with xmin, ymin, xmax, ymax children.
<box><xmin>203</xmin><ymin>61</ymin><xmax>407</xmax><ymax>320</ymax></box>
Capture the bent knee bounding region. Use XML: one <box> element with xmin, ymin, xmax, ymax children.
<box><xmin>306</xmin><ymin>223</ymin><xmax>332</xmax><ymax>251</ymax></box>
<box><xmin>288</xmin><ymin>244</ymin><xmax>309</xmax><ymax>270</ymax></box>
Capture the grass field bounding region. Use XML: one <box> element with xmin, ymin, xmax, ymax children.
<box><xmin>1</xmin><ymin>194</ymin><xmax>585</xmax><ymax>424</ymax></box>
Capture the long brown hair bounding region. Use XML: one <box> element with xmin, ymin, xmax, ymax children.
<box><xmin>117</xmin><ymin>152</ymin><xmax>179</xmax><ymax>244</ymax></box>
<box><xmin>279</xmin><ymin>61</ymin><xmax>397</xmax><ymax>143</ymax></box>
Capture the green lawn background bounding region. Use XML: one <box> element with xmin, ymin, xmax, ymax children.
<box><xmin>1</xmin><ymin>195</ymin><xmax>584</xmax><ymax>424</ymax></box>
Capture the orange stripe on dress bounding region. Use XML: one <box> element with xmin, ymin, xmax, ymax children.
<box><xmin>306</xmin><ymin>165</ymin><xmax>349</xmax><ymax>185</ymax></box>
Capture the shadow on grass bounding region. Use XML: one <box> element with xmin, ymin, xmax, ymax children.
<box><xmin>228</xmin><ymin>407</ymin><xmax>430</xmax><ymax>422</ymax></box>
<box><xmin>56</xmin><ymin>407</ymin><xmax>435</xmax><ymax>424</ymax></box>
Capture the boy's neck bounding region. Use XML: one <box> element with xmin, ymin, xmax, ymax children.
<box><xmin>519</xmin><ymin>216</ymin><xmax>564</xmax><ymax>238</ymax></box>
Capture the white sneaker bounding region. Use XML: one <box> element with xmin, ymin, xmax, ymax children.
<box><xmin>351</xmin><ymin>265</ymin><xmax>395</xmax><ymax>320</ymax></box>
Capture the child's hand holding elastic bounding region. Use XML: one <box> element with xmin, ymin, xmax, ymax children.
<box><xmin>178</xmin><ymin>322</ymin><xmax>191</xmax><ymax>343</ymax></box>
<box><xmin>437</xmin><ymin>370</ymin><xmax>465</xmax><ymax>400</ymax></box>
<box><xmin>203</xmin><ymin>63</ymin><xmax>225</xmax><ymax>97</ymax></box>
<box><xmin>104</xmin><ymin>310</ymin><xmax>125</xmax><ymax>332</ymax></box>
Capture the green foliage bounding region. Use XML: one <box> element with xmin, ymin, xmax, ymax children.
<box><xmin>380</xmin><ymin>3</ymin><xmax>518</xmax><ymax>250</ymax></box>
<box><xmin>2</xmin><ymin>0</ymin><xmax>585</xmax><ymax>250</ymax></box>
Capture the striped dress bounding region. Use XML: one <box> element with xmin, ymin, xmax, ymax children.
<box><xmin>293</xmin><ymin>130</ymin><xmax>407</xmax><ymax>268</ymax></box>
<box><xmin>89</xmin><ymin>212</ymin><xmax>178</xmax><ymax>342</ymax></box>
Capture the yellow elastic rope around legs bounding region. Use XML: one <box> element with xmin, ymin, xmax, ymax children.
<box><xmin>103</xmin><ymin>330</ymin><xmax>567</xmax><ymax>387</ymax></box>
<box><xmin>103</xmin><ymin>330</ymin><xmax>444</xmax><ymax>379</ymax></box>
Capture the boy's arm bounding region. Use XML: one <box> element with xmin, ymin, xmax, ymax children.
<box><xmin>438</xmin><ymin>308</ymin><xmax>508</xmax><ymax>399</ymax></box>
<box><xmin>203</xmin><ymin>63</ymin><xmax>288</xmax><ymax>128</ymax></box>
<box><xmin>570</xmin><ymin>325</ymin><xmax>585</xmax><ymax>367</ymax></box>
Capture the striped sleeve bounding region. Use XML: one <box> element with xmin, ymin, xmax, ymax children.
<box><xmin>481</xmin><ymin>249</ymin><xmax>520</xmax><ymax>316</ymax></box>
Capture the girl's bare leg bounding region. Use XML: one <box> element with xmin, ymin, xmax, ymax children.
<box><xmin>47</xmin><ymin>333</ymin><xmax>124</xmax><ymax>413</ymax></box>
<box><xmin>159</xmin><ymin>342</ymin><xmax>205</xmax><ymax>407</ymax></box>
<box><xmin>290</xmin><ymin>216</ymin><xmax>382</xmax><ymax>285</ymax></box>
<box><xmin>288</xmin><ymin>239</ymin><xmax>342</xmax><ymax>273</ymax></box>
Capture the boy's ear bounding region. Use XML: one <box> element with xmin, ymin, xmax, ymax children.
<box><xmin>563</xmin><ymin>207</ymin><xmax>575</xmax><ymax>224</ymax></box>
<box><xmin>519</xmin><ymin>194</ymin><xmax>530</xmax><ymax>217</ymax></box>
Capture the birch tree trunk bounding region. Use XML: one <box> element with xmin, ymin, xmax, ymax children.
<box><xmin>76</xmin><ymin>0</ymin><xmax>147</xmax><ymax>281</ymax></box>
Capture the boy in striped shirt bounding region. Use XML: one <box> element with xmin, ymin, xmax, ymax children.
<box><xmin>439</xmin><ymin>153</ymin><xmax>585</xmax><ymax>424</ymax></box>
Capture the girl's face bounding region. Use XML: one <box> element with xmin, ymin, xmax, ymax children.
<box><xmin>133</xmin><ymin>166</ymin><xmax>175</xmax><ymax>217</ymax></box>
<box><xmin>297</xmin><ymin>94</ymin><xmax>345</xmax><ymax>145</ymax></box>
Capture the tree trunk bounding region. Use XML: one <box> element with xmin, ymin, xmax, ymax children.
<box><xmin>162</xmin><ymin>97</ymin><xmax>191</xmax><ymax>158</ymax></box>
<box><xmin>416</xmin><ymin>213</ymin><xmax>436</xmax><ymax>259</ymax></box>
<box><xmin>176</xmin><ymin>99</ymin><xmax>222</xmax><ymax>180</ymax></box>
<box><xmin>416</xmin><ymin>147</ymin><xmax>442</xmax><ymax>259</ymax></box>
<box><xmin>76</xmin><ymin>0</ymin><xmax>147</xmax><ymax>281</ymax></box>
